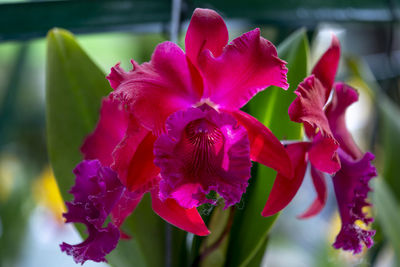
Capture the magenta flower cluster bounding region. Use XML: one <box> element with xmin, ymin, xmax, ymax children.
<box><xmin>262</xmin><ymin>36</ymin><xmax>376</xmax><ymax>253</ymax></box>
<box><xmin>60</xmin><ymin>9</ymin><xmax>377</xmax><ymax>264</ymax></box>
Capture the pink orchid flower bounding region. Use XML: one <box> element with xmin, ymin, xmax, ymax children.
<box><xmin>61</xmin><ymin>8</ymin><xmax>292</xmax><ymax>264</ymax></box>
<box><xmin>262</xmin><ymin>36</ymin><xmax>377</xmax><ymax>254</ymax></box>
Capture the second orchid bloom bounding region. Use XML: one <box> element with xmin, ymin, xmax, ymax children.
<box><xmin>263</xmin><ymin>36</ymin><xmax>377</xmax><ymax>254</ymax></box>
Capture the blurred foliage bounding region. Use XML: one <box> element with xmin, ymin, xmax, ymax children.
<box><xmin>0</xmin><ymin>155</ymin><xmax>33</xmax><ymax>267</ymax></box>
<box><xmin>0</xmin><ymin>40</ymin><xmax>45</xmax><ymax>267</ymax></box>
<box><xmin>373</xmin><ymin>179</ymin><xmax>400</xmax><ymax>265</ymax></box>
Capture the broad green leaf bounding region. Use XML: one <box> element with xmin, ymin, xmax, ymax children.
<box><xmin>372</xmin><ymin>179</ymin><xmax>400</xmax><ymax>264</ymax></box>
<box><xmin>225</xmin><ymin>29</ymin><xmax>309</xmax><ymax>267</ymax></box>
<box><xmin>46</xmin><ymin>28</ymin><xmax>111</xmax><ymax>201</ymax></box>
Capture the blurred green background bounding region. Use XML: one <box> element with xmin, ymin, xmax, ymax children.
<box><xmin>1</xmin><ymin>0</ymin><xmax>400</xmax><ymax>266</ymax></box>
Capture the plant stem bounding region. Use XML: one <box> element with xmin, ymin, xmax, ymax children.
<box><xmin>192</xmin><ymin>207</ymin><xmax>236</xmax><ymax>267</ymax></box>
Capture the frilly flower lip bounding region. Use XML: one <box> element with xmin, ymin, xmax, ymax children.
<box><xmin>154</xmin><ymin>104</ymin><xmax>251</xmax><ymax>209</ymax></box>
<box><xmin>62</xmin><ymin>8</ymin><xmax>291</xmax><ymax>264</ymax></box>
<box><xmin>262</xmin><ymin>35</ymin><xmax>377</xmax><ymax>254</ymax></box>
<box><xmin>60</xmin><ymin>160</ymin><xmax>124</xmax><ymax>264</ymax></box>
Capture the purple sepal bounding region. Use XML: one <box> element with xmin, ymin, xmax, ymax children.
<box><xmin>60</xmin><ymin>160</ymin><xmax>124</xmax><ymax>264</ymax></box>
<box><xmin>332</xmin><ymin>151</ymin><xmax>377</xmax><ymax>254</ymax></box>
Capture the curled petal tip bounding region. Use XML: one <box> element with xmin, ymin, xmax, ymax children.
<box><xmin>311</xmin><ymin>34</ymin><xmax>341</xmax><ymax>93</ymax></box>
<box><xmin>197</xmin><ymin>229</ymin><xmax>212</xmax><ymax>236</ymax></box>
<box><xmin>107</xmin><ymin>62</ymin><xmax>126</xmax><ymax>90</ymax></box>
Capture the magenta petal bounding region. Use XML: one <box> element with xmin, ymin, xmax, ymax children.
<box><xmin>154</xmin><ymin>105</ymin><xmax>251</xmax><ymax>209</ymax></box>
<box><xmin>112</xmin><ymin>118</ymin><xmax>160</xmax><ymax>194</ymax></box>
<box><xmin>289</xmin><ymin>75</ymin><xmax>340</xmax><ymax>173</ymax></box>
<box><xmin>108</xmin><ymin>62</ymin><xmax>130</xmax><ymax>90</ymax></box>
<box><xmin>230</xmin><ymin>110</ymin><xmax>293</xmax><ymax>178</ymax></box>
<box><xmin>262</xmin><ymin>142</ymin><xmax>309</xmax><ymax>217</ymax></box>
<box><xmin>326</xmin><ymin>82</ymin><xmax>363</xmax><ymax>159</ymax></box>
<box><xmin>81</xmin><ymin>97</ymin><xmax>130</xmax><ymax>167</ymax></box>
<box><xmin>60</xmin><ymin>160</ymin><xmax>124</xmax><ymax>264</ymax></box>
<box><xmin>109</xmin><ymin>42</ymin><xmax>201</xmax><ymax>134</ymax></box>
<box><xmin>309</xmin><ymin>132</ymin><xmax>340</xmax><ymax>174</ymax></box>
<box><xmin>311</xmin><ymin>35</ymin><xmax>340</xmax><ymax>97</ymax></box>
<box><xmin>297</xmin><ymin>166</ymin><xmax>327</xmax><ymax>219</ymax></box>
<box><xmin>289</xmin><ymin>75</ymin><xmax>332</xmax><ymax>139</ymax></box>
<box><xmin>332</xmin><ymin>150</ymin><xmax>377</xmax><ymax>254</ymax></box>
<box><xmin>151</xmin><ymin>188</ymin><xmax>210</xmax><ymax>236</ymax></box>
<box><xmin>185</xmin><ymin>8</ymin><xmax>229</xmax><ymax>67</ymax></box>
<box><xmin>198</xmin><ymin>28</ymin><xmax>288</xmax><ymax>109</ymax></box>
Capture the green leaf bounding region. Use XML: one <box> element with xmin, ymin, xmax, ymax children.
<box><xmin>46</xmin><ymin>28</ymin><xmax>111</xmax><ymax>201</ymax></box>
<box><xmin>372</xmin><ymin>179</ymin><xmax>400</xmax><ymax>264</ymax></box>
<box><xmin>199</xmin><ymin>205</ymin><xmax>232</xmax><ymax>267</ymax></box>
<box><xmin>225</xmin><ymin>29</ymin><xmax>309</xmax><ymax>267</ymax></box>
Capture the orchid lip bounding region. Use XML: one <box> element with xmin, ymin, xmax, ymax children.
<box><xmin>154</xmin><ymin>105</ymin><xmax>251</xmax><ymax>209</ymax></box>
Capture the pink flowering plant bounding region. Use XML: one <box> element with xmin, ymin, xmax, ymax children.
<box><xmin>262</xmin><ymin>36</ymin><xmax>377</xmax><ymax>253</ymax></box>
<box><xmin>46</xmin><ymin>8</ymin><xmax>377</xmax><ymax>266</ymax></box>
